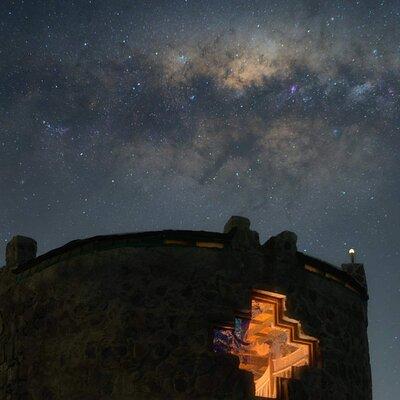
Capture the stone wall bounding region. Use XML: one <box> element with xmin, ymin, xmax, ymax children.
<box><xmin>0</xmin><ymin>219</ymin><xmax>372</xmax><ymax>399</ymax></box>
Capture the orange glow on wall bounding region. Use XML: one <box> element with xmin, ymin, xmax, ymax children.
<box><xmin>213</xmin><ymin>290</ymin><xmax>318</xmax><ymax>399</ymax></box>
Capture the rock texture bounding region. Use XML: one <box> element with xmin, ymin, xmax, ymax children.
<box><xmin>5</xmin><ymin>236</ymin><xmax>37</xmax><ymax>269</ymax></box>
<box><xmin>0</xmin><ymin>219</ymin><xmax>372</xmax><ymax>399</ymax></box>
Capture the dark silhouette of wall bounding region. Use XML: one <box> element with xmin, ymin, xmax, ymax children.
<box><xmin>0</xmin><ymin>216</ymin><xmax>371</xmax><ymax>399</ymax></box>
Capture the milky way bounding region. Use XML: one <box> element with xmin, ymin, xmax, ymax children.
<box><xmin>1</xmin><ymin>1</ymin><xmax>399</xmax><ymax>398</ymax></box>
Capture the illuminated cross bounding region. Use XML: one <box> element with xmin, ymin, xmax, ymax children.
<box><xmin>213</xmin><ymin>290</ymin><xmax>318</xmax><ymax>399</ymax></box>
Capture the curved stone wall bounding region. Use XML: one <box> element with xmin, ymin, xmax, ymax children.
<box><xmin>0</xmin><ymin>220</ymin><xmax>371</xmax><ymax>399</ymax></box>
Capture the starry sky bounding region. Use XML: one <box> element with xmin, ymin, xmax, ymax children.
<box><xmin>0</xmin><ymin>0</ymin><xmax>399</xmax><ymax>397</ymax></box>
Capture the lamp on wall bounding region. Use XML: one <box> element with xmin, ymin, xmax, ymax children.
<box><xmin>348</xmin><ymin>248</ymin><xmax>356</xmax><ymax>263</ymax></box>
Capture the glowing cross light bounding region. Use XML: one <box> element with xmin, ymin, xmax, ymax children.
<box><xmin>213</xmin><ymin>290</ymin><xmax>318</xmax><ymax>398</ymax></box>
<box><xmin>348</xmin><ymin>248</ymin><xmax>356</xmax><ymax>263</ymax></box>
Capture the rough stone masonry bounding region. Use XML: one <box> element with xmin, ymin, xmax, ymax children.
<box><xmin>0</xmin><ymin>216</ymin><xmax>372</xmax><ymax>399</ymax></box>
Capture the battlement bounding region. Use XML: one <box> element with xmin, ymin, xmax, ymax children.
<box><xmin>6</xmin><ymin>222</ymin><xmax>367</xmax><ymax>300</ymax></box>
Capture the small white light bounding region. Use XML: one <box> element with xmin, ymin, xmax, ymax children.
<box><xmin>348</xmin><ymin>248</ymin><xmax>356</xmax><ymax>263</ymax></box>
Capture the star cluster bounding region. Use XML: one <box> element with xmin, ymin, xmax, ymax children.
<box><xmin>1</xmin><ymin>1</ymin><xmax>399</xmax><ymax>397</ymax></box>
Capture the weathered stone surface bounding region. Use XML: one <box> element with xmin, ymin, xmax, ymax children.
<box><xmin>341</xmin><ymin>263</ymin><xmax>367</xmax><ymax>288</ymax></box>
<box><xmin>263</xmin><ymin>230</ymin><xmax>298</xmax><ymax>260</ymax></box>
<box><xmin>0</xmin><ymin>223</ymin><xmax>371</xmax><ymax>399</ymax></box>
<box><xmin>224</xmin><ymin>215</ymin><xmax>260</xmax><ymax>251</ymax></box>
<box><xmin>223</xmin><ymin>216</ymin><xmax>251</xmax><ymax>233</ymax></box>
<box><xmin>5</xmin><ymin>236</ymin><xmax>37</xmax><ymax>269</ymax></box>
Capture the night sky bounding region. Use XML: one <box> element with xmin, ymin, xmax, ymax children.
<box><xmin>1</xmin><ymin>1</ymin><xmax>399</xmax><ymax>398</ymax></box>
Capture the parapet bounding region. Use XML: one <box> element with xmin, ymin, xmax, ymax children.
<box><xmin>5</xmin><ymin>217</ymin><xmax>367</xmax><ymax>299</ymax></box>
<box><xmin>5</xmin><ymin>235</ymin><xmax>37</xmax><ymax>269</ymax></box>
<box><xmin>263</xmin><ymin>230</ymin><xmax>298</xmax><ymax>260</ymax></box>
<box><xmin>223</xmin><ymin>215</ymin><xmax>260</xmax><ymax>250</ymax></box>
<box><xmin>341</xmin><ymin>262</ymin><xmax>367</xmax><ymax>288</ymax></box>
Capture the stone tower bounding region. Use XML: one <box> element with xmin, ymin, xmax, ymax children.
<box><xmin>0</xmin><ymin>216</ymin><xmax>372</xmax><ymax>399</ymax></box>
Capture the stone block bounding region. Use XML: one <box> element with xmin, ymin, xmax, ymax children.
<box><xmin>341</xmin><ymin>263</ymin><xmax>367</xmax><ymax>288</ymax></box>
<box><xmin>223</xmin><ymin>216</ymin><xmax>251</xmax><ymax>233</ymax></box>
<box><xmin>263</xmin><ymin>230</ymin><xmax>298</xmax><ymax>259</ymax></box>
<box><xmin>223</xmin><ymin>216</ymin><xmax>260</xmax><ymax>250</ymax></box>
<box><xmin>6</xmin><ymin>236</ymin><xmax>37</xmax><ymax>269</ymax></box>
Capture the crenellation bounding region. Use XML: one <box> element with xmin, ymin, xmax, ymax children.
<box><xmin>5</xmin><ymin>236</ymin><xmax>37</xmax><ymax>270</ymax></box>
